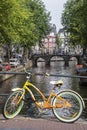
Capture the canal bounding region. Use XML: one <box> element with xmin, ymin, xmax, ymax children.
<box><xmin>0</xmin><ymin>59</ymin><xmax>87</xmax><ymax>119</ymax></box>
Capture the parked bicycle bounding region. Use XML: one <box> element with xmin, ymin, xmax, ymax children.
<box><xmin>3</xmin><ymin>67</ymin><xmax>85</xmax><ymax>123</ymax></box>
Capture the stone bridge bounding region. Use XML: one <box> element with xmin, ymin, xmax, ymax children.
<box><xmin>30</xmin><ymin>53</ymin><xmax>82</xmax><ymax>67</ymax></box>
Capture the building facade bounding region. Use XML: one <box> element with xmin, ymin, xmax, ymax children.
<box><xmin>42</xmin><ymin>24</ymin><xmax>57</xmax><ymax>54</ymax></box>
<box><xmin>31</xmin><ymin>24</ymin><xmax>58</xmax><ymax>55</ymax></box>
<box><xmin>58</xmin><ymin>28</ymin><xmax>83</xmax><ymax>55</ymax></box>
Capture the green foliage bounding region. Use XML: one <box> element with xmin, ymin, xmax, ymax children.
<box><xmin>56</xmin><ymin>35</ymin><xmax>62</xmax><ymax>47</ymax></box>
<box><xmin>0</xmin><ymin>0</ymin><xmax>51</xmax><ymax>47</ymax></box>
<box><xmin>61</xmin><ymin>0</ymin><xmax>87</xmax><ymax>46</ymax></box>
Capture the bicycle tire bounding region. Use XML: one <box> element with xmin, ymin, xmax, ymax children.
<box><xmin>52</xmin><ymin>90</ymin><xmax>83</xmax><ymax>123</ymax></box>
<box><xmin>3</xmin><ymin>90</ymin><xmax>24</xmax><ymax>119</ymax></box>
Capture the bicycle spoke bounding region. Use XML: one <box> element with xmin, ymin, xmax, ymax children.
<box><xmin>3</xmin><ymin>90</ymin><xmax>24</xmax><ymax>119</ymax></box>
<box><xmin>52</xmin><ymin>90</ymin><xmax>83</xmax><ymax>123</ymax></box>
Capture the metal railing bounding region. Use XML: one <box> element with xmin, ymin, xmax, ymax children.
<box><xmin>0</xmin><ymin>71</ymin><xmax>87</xmax><ymax>78</ymax></box>
<box><xmin>0</xmin><ymin>71</ymin><xmax>87</xmax><ymax>98</ymax></box>
<box><xmin>0</xmin><ymin>71</ymin><xmax>87</xmax><ymax>117</ymax></box>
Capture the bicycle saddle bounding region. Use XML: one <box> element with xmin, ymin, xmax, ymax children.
<box><xmin>50</xmin><ymin>80</ymin><xmax>63</xmax><ymax>85</ymax></box>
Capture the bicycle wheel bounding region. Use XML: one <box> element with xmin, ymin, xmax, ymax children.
<box><xmin>52</xmin><ymin>90</ymin><xmax>83</xmax><ymax>123</ymax></box>
<box><xmin>3</xmin><ymin>90</ymin><xmax>24</xmax><ymax>119</ymax></box>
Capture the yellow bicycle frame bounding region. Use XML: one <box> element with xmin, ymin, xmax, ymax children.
<box><xmin>12</xmin><ymin>80</ymin><xmax>71</xmax><ymax>109</ymax></box>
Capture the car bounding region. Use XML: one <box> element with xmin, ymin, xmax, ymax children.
<box><xmin>2</xmin><ymin>62</ymin><xmax>11</xmax><ymax>71</ymax></box>
<box><xmin>9</xmin><ymin>58</ymin><xmax>20</xmax><ymax>67</ymax></box>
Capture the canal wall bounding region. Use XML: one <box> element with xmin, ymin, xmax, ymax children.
<box><xmin>0</xmin><ymin>61</ymin><xmax>32</xmax><ymax>82</ymax></box>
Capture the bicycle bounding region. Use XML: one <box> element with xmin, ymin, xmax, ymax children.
<box><xmin>3</xmin><ymin>67</ymin><xmax>85</xmax><ymax>123</ymax></box>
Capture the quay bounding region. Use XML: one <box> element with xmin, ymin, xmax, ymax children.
<box><xmin>0</xmin><ymin>115</ymin><xmax>87</xmax><ymax>130</ymax></box>
<box><xmin>0</xmin><ymin>61</ymin><xmax>32</xmax><ymax>82</ymax></box>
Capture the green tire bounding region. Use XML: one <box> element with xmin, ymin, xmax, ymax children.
<box><xmin>3</xmin><ymin>90</ymin><xmax>24</xmax><ymax>119</ymax></box>
<box><xmin>52</xmin><ymin>90</ymin><xmax>83</xmax><ymax>123</ymax></box>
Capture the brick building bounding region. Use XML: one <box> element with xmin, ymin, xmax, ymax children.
<box><xmin>41</xmin><ymin>24</ymin><xmax>57</xmax><ymax>54</ymax></box>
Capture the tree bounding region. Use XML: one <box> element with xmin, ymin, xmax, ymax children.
<box><xmin>25</xmin><ymin>0</ymin><xmax>51</xmax><ymax>44</ymax></box>
<box><xmin>0</xmin><ymin>0</ymin><xmax>51</xmax><ymax>59</ymax></box>
<box><xmin>61</xmin><ymin>0</ymin><xmax>87</xmax><ymax>47</ymax></box>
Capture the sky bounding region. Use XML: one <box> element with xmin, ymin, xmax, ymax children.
<box><xmin>42</xmin><ymin>0</ymin><xmax>67</xmax><ymax>32</ymax></box>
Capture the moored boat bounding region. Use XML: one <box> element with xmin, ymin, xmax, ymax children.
<box><xmin>76</xmin><ymin>67</ymin><xmax>87</xmax><ymax>85</ymax></box>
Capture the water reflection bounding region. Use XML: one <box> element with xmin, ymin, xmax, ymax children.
<box><xmin>0</xmin><ymin>75</ymin><xmax>26</xmax><ymax>94</ymax></box>
<box><xmin>0</xmin><ymin>60</ymin><xmax>87</xmax><ymax>99</ymax></box>
<box><xmin>0</xmin><ymin>60</ymin><xmax>87</xmax><ymax>119</ymax></box>
<box><xmin>32</xmin><ymin>61</ymin><xmax>82</xmax><ymax>96</ymax></box>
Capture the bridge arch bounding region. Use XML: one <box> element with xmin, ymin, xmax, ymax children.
<box><xmin>31</xmin><ymin>54</ymin><xmax>82</xmax><ymax>67</ymax></box>
<box><xmin>69</xmin><ymin>57</ymin><xmax>77</xmax><ymax>64</ymax></box>
<box><xmin>50</xmin><ymin>56</ymin><xmax>65</xmax><ymax>66</ymax></box>
<box><xmin>50</xmin><ymin>55</ymin><xmax>64</xmax><ymax>60</ymax></box>
<box><xmin>37</xmin><ymin>58</ymin><xmax>45</xmax><ymax>67</ymax></box>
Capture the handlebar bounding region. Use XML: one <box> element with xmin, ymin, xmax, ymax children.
<box><xmin>23</xmin><ymin>66</ymin><xmax>50</xmax><ymax>79</ymax></box>
<box><xmin>22</xmin><ymin>61</ymin><xmax>50</xmax><ymax>77</ymax></box>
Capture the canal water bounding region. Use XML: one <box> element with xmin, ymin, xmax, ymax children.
<box><xmin>0</xmin><ymin>59</ymin><xmax>87</xmax><ymax>119</ymax></box>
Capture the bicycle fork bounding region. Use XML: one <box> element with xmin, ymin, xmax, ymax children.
<box><xmin>12</xmin><ymin>88</ymin><xmax>25</xmax><ymax>105</ymax></box>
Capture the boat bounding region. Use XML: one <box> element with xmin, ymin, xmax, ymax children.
<box><xmin>76</xmin><ymin>67</ymin><xmax>87</xmax><ymax>85</ymax></box>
